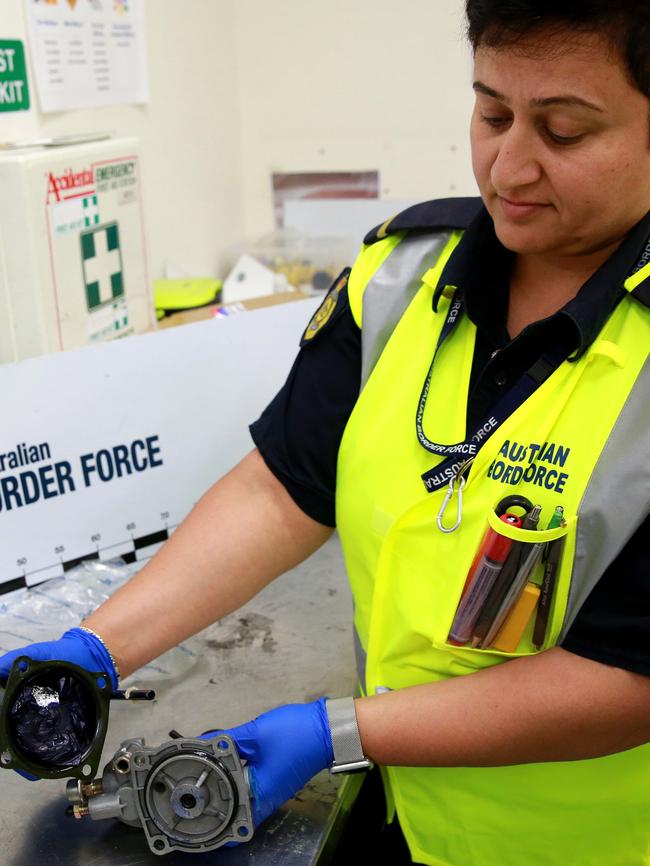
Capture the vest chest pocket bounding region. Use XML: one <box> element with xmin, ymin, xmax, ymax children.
<box><xmin>434</xmin><ymin>503</ymin><xmax>573</xmax><ymax>660</ymax></box>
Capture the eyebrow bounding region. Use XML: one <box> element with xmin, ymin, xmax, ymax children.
<box><xmin>472</xmin><ymin>80</ymin><xmax>604</xmax><ymax>113</ymax></box>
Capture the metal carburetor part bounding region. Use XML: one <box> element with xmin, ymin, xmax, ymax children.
<box><xmin>66</xmin><ymin>734</ymin><xmax>254</xmax><ymax>856</ymax></box>
<box><xmin>0</xmin><ymin>656</ymin><xmax>155</xmax><ymax>781</ymax></box>
<box><xmin>0</xmin><ymin>656</ymin><xmax>112</xmax><ymax>781</ymax></box>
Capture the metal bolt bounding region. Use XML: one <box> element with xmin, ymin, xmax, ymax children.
<box><xmin>113</xmin><ymin>755</ymin><xmax>131</xmax><ymax>774</ymax></box>
<box><xmin>81</xmin><ymin>780</ymin><xmax>103</xmax><ymax>798</ymax></box>
<box><xmin>66</xmin><ymin>780</ymin><xmax>84</xmax><ymax>806</ymax></box>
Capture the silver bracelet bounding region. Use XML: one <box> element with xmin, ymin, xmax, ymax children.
<box><xmin>79</xmin><ymin>625</ymin><xmax>121</xmax><ymax>682</ymax></box>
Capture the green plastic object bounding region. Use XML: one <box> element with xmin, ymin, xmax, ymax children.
<box><xmin>0</xmin><ymin>656</ymin><xmax>112</xmax><ymax>781</ymax></box>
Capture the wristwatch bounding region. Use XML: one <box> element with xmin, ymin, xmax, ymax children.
<box><xmin>325</xmin><ymin>696</ymin><xmax>374</xmax><ymax>774</ymax></box>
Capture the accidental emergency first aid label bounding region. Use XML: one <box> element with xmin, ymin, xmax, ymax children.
<box><xmin>0</xmin><ymin>41</ymin><xmax>30</xmax><ymax>112</ymax></box>
<box><xmin>43</xmin><ymin>151</ymin><xmax>147</xmax><ymax>349</ymax></box>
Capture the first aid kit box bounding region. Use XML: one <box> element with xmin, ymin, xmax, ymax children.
<box><xmin>0</xmin><ymin>135</ymin><xmax>153</xmax><ymax>363</ymax></box>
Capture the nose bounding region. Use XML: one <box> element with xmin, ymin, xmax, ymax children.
<box><xmin>490</xmin><ymin>121</ymin><xmax>543</xmax><ymax>195</ymax></box>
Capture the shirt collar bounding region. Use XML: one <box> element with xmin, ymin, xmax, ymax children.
<box><xmin>433</xmin><ymin>205</ymin><xmax>650</xmax><ymax>357</ymax></box>
<box><xmin>563</xmin><ymin>209</ymin><xmax>650</xmax><ymax>356</ymax></box>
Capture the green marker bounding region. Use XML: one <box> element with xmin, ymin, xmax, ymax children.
<box><xmin>545</xmin><ymin>505</ymin><xmax>564</xmax><ymax>530</ymax></box>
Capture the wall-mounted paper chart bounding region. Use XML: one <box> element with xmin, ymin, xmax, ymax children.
<box><xmin>24</xmin><ymin>0</ymin><xmax>149</xmax><ymax>112</ymax></box>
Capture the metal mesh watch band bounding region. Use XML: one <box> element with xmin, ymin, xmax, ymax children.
<box><xmin>325</xmin><ymin>696</ymin><xmax>373</xmax><ymax>774</ymax></box>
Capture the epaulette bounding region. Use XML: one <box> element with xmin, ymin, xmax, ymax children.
<box><xmin>623</xmin><ymin>215</ymin><xmax>650</xmax><ymax>308</ymax></box>
<box><xmin>628</xmin><ymin>278</ymin><xmax>650</xmax><ymax>307</ymax></box>
<box><xmin>363</xmin><ymin>196</ymin><xmax>483</xmax><ymax>246</ymax></box>
<box><xmin>624</xmin><ymin>255</ymin><xmax>650</xmax><ymax>308</ymax></box>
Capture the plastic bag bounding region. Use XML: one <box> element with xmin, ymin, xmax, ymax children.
<box><xmin>10</xmin><ymin>671</ymin><xmax>94</xmax><ymax>767</ymax></box>
<box><xmin>0</xmin><ymin>559</ymin><xmax>198</xmax><ymax>681</ymax></box>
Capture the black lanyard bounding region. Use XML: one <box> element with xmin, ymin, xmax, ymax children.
<box><xmin>417</xmin><ymin>290</ymin><xmax>566</xmax><ymax>492</ymax></box>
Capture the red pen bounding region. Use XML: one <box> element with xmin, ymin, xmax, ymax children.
<box><xmin>448</xmin><ymin>513</ymin><xmax>522</xmax><ymax>646</ymax></box>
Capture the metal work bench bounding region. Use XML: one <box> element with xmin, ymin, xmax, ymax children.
<box><xmin>1</xmin><ymin>536</ymin><xmax>360</xmax><ymax>865</ymax></box>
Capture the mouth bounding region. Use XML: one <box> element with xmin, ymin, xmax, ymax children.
<box><xmin>497</xmin><ymin>196</ymin><xmax>550</xmax><ymax>220</ymax></box>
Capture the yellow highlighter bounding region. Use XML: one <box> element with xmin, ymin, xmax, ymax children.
<box><xmin>492</xmin><ymin>582</ymin><xmax>541</xmax><ymax>653</ymax></box>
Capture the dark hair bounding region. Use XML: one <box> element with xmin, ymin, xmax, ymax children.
<box><xmin>465</xmin><ymin>1</ymin><xmax>650</xmax><ymax>99</ymax></box>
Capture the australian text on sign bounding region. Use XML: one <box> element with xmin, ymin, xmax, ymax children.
<box><xmin>0</xmin><ymin>436</ymin><xmax>164</xmax><ymax>513</ymax></box>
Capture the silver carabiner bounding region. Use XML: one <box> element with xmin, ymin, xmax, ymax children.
<box><xmin>436</xmin><ymin>474</ymin><xmax>465</xmax><ymax>533</ymax></box>
<box><xmin>436</xmin><ymin>457</ymin><xmax>474</xmax><ymax>534</ymax></box>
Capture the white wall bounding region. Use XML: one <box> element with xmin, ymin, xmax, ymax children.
<box><xmin>0</xmin><ymin>0</ymin><xmax>477</xmax><ymax>279</ymax></box>
<box><xmin>233</xmin><ymin>0</ymin><xmax>478</xmax><ymax>238</ymax></box>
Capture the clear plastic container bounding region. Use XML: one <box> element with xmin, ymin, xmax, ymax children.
<box><xmin>226</xmin><ymin>229</ymin><xmax>350</xmax><ymax>294</ymax></box>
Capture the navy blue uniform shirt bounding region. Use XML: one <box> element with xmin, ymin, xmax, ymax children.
<box><xmin>251</xmin><ymin>203</ymin><xmax>650</xmax><ymax>676</ymax></box>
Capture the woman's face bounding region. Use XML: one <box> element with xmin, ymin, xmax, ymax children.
<box><xmin>470</xmin><ymin>29</ymin><xmax>650</xmax><ymax>264</ymax></box>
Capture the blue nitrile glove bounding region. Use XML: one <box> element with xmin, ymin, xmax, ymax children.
<box><xmin>200</xmin><ymin>698</ymin><xmax>334</xmax><ymax>827</ymax></box>
<box><xmin>0</xmin><ymin>627</ymin><xmax>119</xmax><ymax>690</ymax></box>
<box><xmin>0</xmin><ymin>628</ymin><xmax>119</xmax><ymax>781</ymax></box>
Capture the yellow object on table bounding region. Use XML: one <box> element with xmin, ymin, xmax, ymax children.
<box><xmin>154</xmin><ymin>278</ymin><xmax>222</xmax><ymax>319</ymax></box>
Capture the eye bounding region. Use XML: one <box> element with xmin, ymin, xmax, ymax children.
<box><xmin>546</xmin><ymin>129</ymin><xmax>584</xmax><ymax>145</ymax></box>
<box><xmin>479</xmin><ymin>114</ymin><xmax>510</xmax><ymax>129</ymax></box>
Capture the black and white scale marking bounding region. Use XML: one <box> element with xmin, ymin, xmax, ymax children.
<box><xmin>1</xmin><ymin>526</ymin><xmax>176</xmax><ymax>596</ymax></box>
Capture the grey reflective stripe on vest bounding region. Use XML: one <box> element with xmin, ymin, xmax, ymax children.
<box><xmin>353</xmin><ymin>625</ymin><xmax>367</xmax><ymax>690</ymax></box>
<box><xmin>560</xmin><ymin>352</ymin><xmax>650</xmax><ymax>640</ymax></box>
<box><xmin>355</xmin><ymin>232</ymin><xmax>451</xmax><ymax>688</ymax></box>
<box><xmin>360</xmin><ymin>231</ymin><xmax>452</xmax><ymax>387</ymax></box>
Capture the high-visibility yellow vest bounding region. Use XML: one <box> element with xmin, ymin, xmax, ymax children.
<box><xmin>336</xmin><ymin>227</ymin><xmax>650</xmax><ymax>866</ymax></box>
